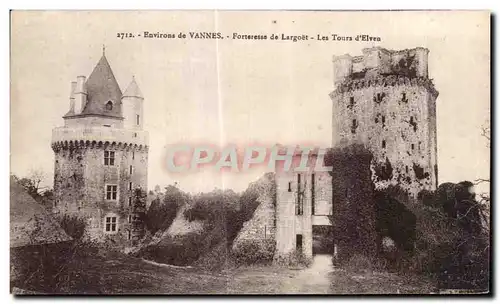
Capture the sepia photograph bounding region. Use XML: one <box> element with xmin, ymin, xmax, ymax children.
<box><xmin>9</xmin><ymin>10</ymin><xmax>491</xmax><ymax>295</ymax></box>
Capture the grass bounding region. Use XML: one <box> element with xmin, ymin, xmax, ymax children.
<box><xmin>13</xmin><ymin>253</ymin><xmax>437</xmax><ymax>295</ymax></box>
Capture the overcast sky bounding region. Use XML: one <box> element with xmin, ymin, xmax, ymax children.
<box><xmin>11</xmin><ymin>11</ymin><xmax>490</xmax><ymax>193</ymax></box>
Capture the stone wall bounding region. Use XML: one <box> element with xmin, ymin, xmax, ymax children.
<box><xmin>52</xmin><ymin>141</ymin><xmax>148</xmax><ymax>247</ymax></box>
<box><xmin>232</xmin><ymin>173</ymin><xmax>276</xmax><ymax>249</ymax></box>
<box><xmin>331</xmin><ymin>48</ymin><xmax>438</xmax><ymax>197</ymax></box>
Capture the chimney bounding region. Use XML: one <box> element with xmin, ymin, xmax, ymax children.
<box><xmin>74</xmin><ymin>76</ymin><xmax>87</xmax><ymax>114</ymax></box>
<box><xmin>69</xmin><ymin>81</ymin><xmax>76</xmax><ymax>113</ymax></box>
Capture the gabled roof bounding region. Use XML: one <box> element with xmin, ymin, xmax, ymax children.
<box><xmin>80</xmin><ymin>55</ymin><xmax>123</xmax><ymax>118</ymax></box>
<box><xmin>123</xmin><ymin>77</ymin><xmax>144</xmax><ymax>99</ymax></box>
<box><xmin>10</xmin><ymin>176</ymin><xmax>72</xmax><ymax>248</ymax></box>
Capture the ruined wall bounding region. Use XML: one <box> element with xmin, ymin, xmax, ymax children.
<box><xmin>331</xmin><ymin>47</ymin><xmax>439</xmax><ymax>197</ymax></box>
<box><xmin>274</xmin><ymin>154</ymin><xmax>333</xmax><ymax>261</ymax></box>
<box><xmin>232</xmin><ymin>173</ymin><xmax>276</xmax><ymax>249</ymax></box>
<box><xmin>52</xmin><ymin>141</ymin><xmax>148</xmax><ymax>247</ymax></box>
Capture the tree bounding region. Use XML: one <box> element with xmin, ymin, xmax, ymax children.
<box><xmin>145</xmin><ymin>183</ymin><xmax>187</xmax><ymax>234</ymax></box>
<box><xmin>13</xmin><ymin>169</ymin><xmax>54</xmax><ymax>209</ymax></box>
<box><xmin>20</xmin><ymin>169</ymin><xmax>48</xmax><ymax>196</ymax></box>
<box><xmin>475</xmin><ymin>119</ymin><xmax>491</xmax><ymax>230</ymax></box>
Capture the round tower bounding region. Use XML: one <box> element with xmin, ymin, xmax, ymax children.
<box><xmin>52</xmin><ymin>51</ymin><xmax>149</xmax><ymax>247</ymax></box>
<box><xmin>122</xmin><ymin>77</ymin><xmax>144</xmax><ymax>130</ymax></box>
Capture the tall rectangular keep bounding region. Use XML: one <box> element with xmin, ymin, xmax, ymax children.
<box><xmin>330</xmin><ymin>47</ymin><xmax>439</xmax><ymax>197</ymax></box>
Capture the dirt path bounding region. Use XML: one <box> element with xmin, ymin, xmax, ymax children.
<box><xmin>227</xmin><ymin>254</ymin><xmax>436</xmax><ymax>294</ymax></box>
<box><xmin>280</xmin><ymin>254</ymin><xmax>333</xmax><ymax>294</ymax></box>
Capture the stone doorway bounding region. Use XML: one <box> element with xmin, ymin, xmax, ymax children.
<box><xmin>312</xmin><ymin>225</ymin><xmax>333</xmax><ymax>255</ymax></box>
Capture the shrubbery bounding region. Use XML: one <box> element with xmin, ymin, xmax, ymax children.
<box><xmin>58</xmin><ymin>214</ymin><xmax>86</xmax><ymax>240</ymax></box>
<box><xmin>138</xmin><ymin>233</ymin><xmax>208</xmax><ymax>266</ymax></box>
<box><xmin>145</xmin><ymin>185</ymin><xmax>186</xmax><ymax>234</ymax></box>
<box><xmin>138</xmin><ymin>179</ymin><xmax>268</xmax><ymax>268</ymax></box>
<box><xmin>232</xmin><ymin>239</ymin><xmax>275</xmax><ymax>265</ymax></box>
<box><xmin>11</xmin><ymin>214</ymin><xmax>101</xmax><ymax>293</ymax></box>
<box><xmin>325</xmin><ymin>143</ymin><xmax>489</xmax><ymax>291</ymax></box>
<box><xmin>273</xmin><ymin>250</ymin><xmax>312</xmax><ymax>267</ymax></box>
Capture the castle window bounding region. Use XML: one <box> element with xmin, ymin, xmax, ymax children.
<box><xmin>105</xmin><ymin>101</ymin><xmax>113</xmax><ymax>111</ymax></box>
<box><xmin>127</xmin><ymin>230</ymin><xmax>131</xmax><ymax>240</ymax></box>
<box><xmin>374</xmin><ymin>92</ymin><xmax>386</xmax><ymax>104</ymax></box>
<box><xmin>382</xmin><ymin>140</ymin><xmax>386</xmax><ymax>149</ymax></box>
<box><xmin>106</xmin><ymin>185</ymin><xmax>118</xmax><ymax>200</ymax></box>
<box><xmin>296</xmin><ymin>234</ymin><xmax>303</xmax><ymax>252</ymax></box>
<box><xmin>288</xmin><ymin>182</ymin><xmax>292</xmax><ymax>192</ymax></box>
<box><xmin>405</xmin><ymin>165</ymin><xmax>409</xmax><ymax>173</ymax></box>
<box><xmin>128</xmin><ymin>215</ymin><xmax>132</xmax><ymax>223</ymax></box>
<box><xmin>129</xmin><ymin>182</ymin><xmax>133</xmax><ymax>191</ymax></box>
<box><xmin>296</xmin><ymin>174</ymin><xmax>304</xmax><ymax>215</ymax></box>
<box><xmin>136</xmin><ymin>114</ymin><xmax>140</xmax><ymax>126</ymax></box>
<box><xmin>401</xmin><ymin>92</ymin><xmax>408</xmax><ymax>104</ymax></box>
<box><xmin>105</xmin><ymin>216</ymin><xmax>117</xmax><ymax>232</ymax></box>
<box><xmin>128</xmin><ymin>196</ymin><xmax>132</xmax><ymax>207</ymax></box>
<box><xmin>104</xmin><ymin>151</ymin><xmax>115</xmax><ymax>166</ymax></box>
<box><xmin>409</xmin><ymin>116</ymin><xmax>418</xmax><ymax>132</ymax></box>
<box><xmin>382</xmin><ymin>115</ymin><xmax>386</xmax><ymax>127</ymax></box>
<box><xmin>411</xmin><ymin>144</ymin><xmax>415</xmax><ymax>150</ymax></box>
<box><xmin>132</xmin><ymin>151</ymin><xmax>135</xmax><ymax>160</ymax></box>
<box><xmin>351</xmin><ymin>119</ymin><xmax>358</xmax><ymax>134</ymax></box>
<box><xmin>311</xmin><ymin>173</ymin><xmax>315</xmax><ymax>215</ymax></box>
<box><xmin>129</xmin><ymin>165</ymin><xmax>133</xmax><ymax>175</ymax></box>
<box><xmin>347</xmin><ymin>97</ymin><xmax>355</xmax><ymax>110</ymax></box>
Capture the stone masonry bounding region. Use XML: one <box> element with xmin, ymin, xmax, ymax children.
<box><xmin>234</xmin><ymin>47</ymin><xmax>439</xmax><ymax>263</ymax></box>
<box><xmin>51</xmin><ymin>50</ymin><xmax>148</xmax><ymax>248</ymax></box>
<box><xmin>331</xmin><ymin>47</ymin><xmax>439</xmax><ymax>197</ymax></box>
<box><xmin>232</xmin><ymin>172</ymin><xmax>276</xmax><ymax>249</ymax></box>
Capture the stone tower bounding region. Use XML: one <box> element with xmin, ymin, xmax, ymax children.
<box><xmin>51</xmin><ymin>50</ymin><xmax>149</xmax><ymax>247</ymax></box>
<box><xmin>330</xmin><ymin>47</ymin><xmax>439</xmax><ymax>197</ymax></box>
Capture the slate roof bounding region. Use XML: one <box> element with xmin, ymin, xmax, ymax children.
<box><xmin>66</xmin><ymin>54</ymin><xmax>124</xmax><ymax>119</ymax></box>
<box><xmin>123</xmin><ymin>77</ymin><xmax>144</xmax><ymax>99</ymax></box>
<box><xmin>10</xmin><ymin>176</ymin><xmax>72</xmax><ymax>248</ymax></box>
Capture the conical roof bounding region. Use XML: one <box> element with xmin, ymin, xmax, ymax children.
<box><xmin>122</xmin><ymin>77</ymin><xmax>144</xmax><ymax>99</ymax></box>
<box><xmin>10</xmin><ymin>176</ymin><xmax>72</xmax><ymax>248</ymax></box>
<box><xmin>80</xmin><ymin>54</ymin><xmax>123</xmax><ymax>118</ymax></box>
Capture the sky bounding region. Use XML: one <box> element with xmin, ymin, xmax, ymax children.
<box><xmin>10</xmin><ymin>11</ymin><xmax>490</xmax><ymax>194</ymax></box>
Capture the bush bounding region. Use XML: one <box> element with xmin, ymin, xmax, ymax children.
<box><xmin>11</xmin><ymin>239</ymin><xmax>101</xmax><ymax>293</ymax></box>
<box><xmin>343</xmin><ymin>254</ymin><xmax>385</xmax><ymax>274</ymax></box>
<box><xmin>232</xmin><ymin>239</ymin><xmax>275</xmax><ymax>265</ymax></box>
<box><xmin>137</xmin><ymin>233</ymin><xmax>207</xmax><ymax>266</ymax></box>
<box><xmin>194</xmin><ymin>241</ymin><xmax>230</xmax><ymax>271</ymax></box>
<box><xmin>418</xmin><ymin>189</ymin><xmax>437</xmax><ymax>208</ymax></box>
<box><xmin>273</xmin><ymin>250</ymin><xmax>312</xmax><ymax>268</ymax></box>
<box><xmin>145</xmin><ymin>199</ymin><xmax>181</xmax><ymax>234</ymax></box>
<box><xmin>58</xmin><ymin>214</ymin><xmax>86</xmax><ymax>240</ymax></box>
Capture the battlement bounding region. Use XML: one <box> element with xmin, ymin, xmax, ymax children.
<box><xmin>332</xmin><ymin>47</ymin><xmax>430</xmax><ymax>85</ymax></box>
<box><xmin>51</xmin><ymin>126</ymin><xmax>149</xmax><ymax>150</ymax></box>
